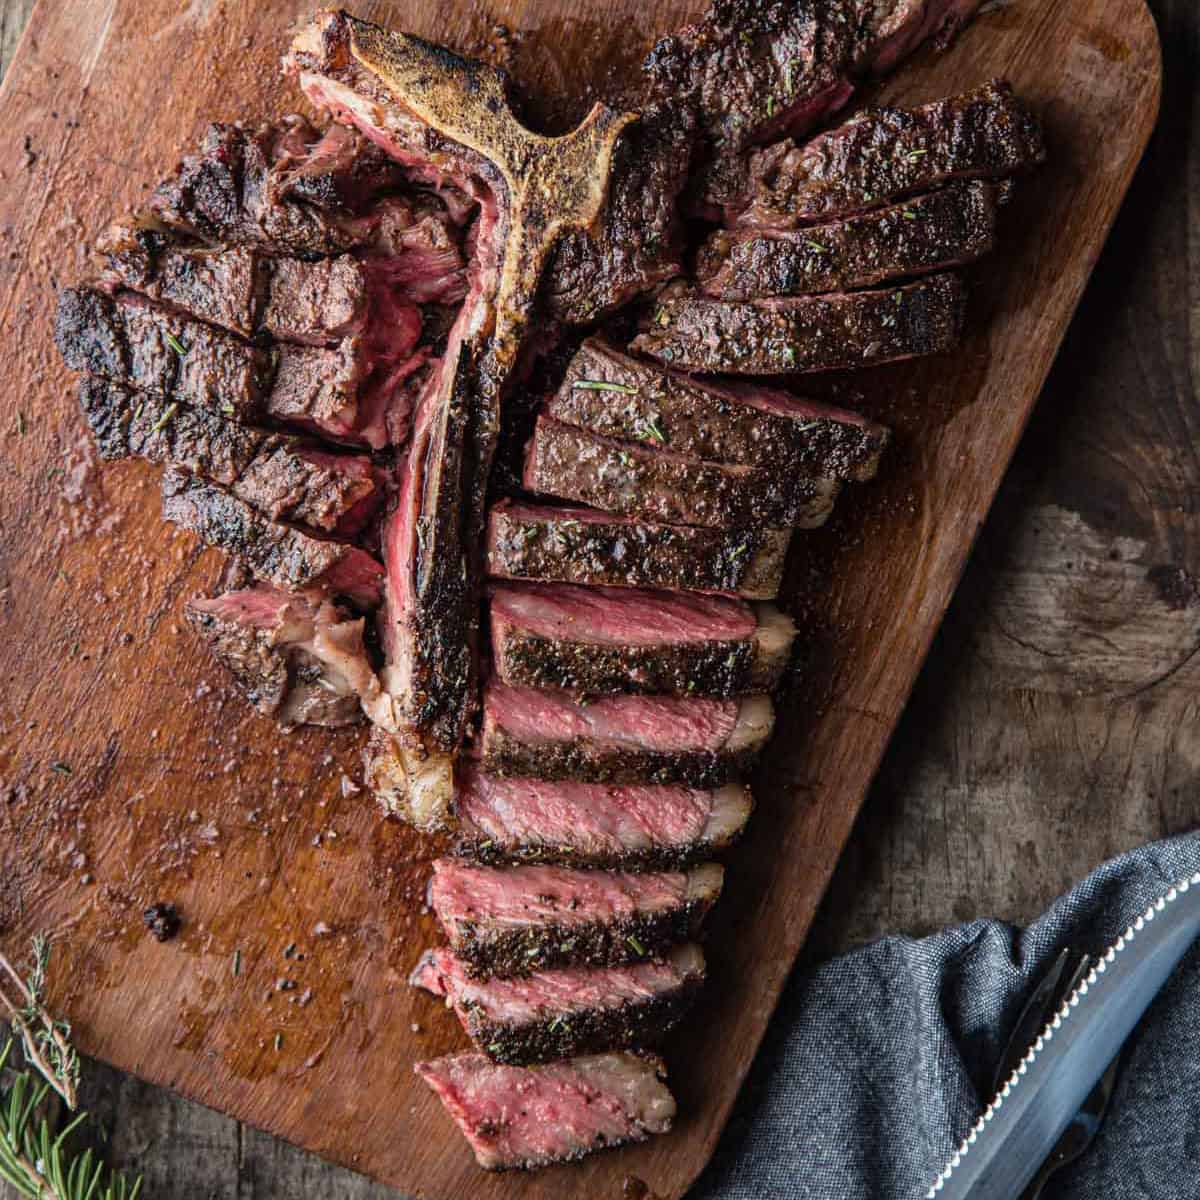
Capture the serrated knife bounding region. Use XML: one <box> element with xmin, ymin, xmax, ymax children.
<box><xmin>927</xmin><ymin>869</ymin><xmax>1200</xmax><ymax>1199</ymax></box>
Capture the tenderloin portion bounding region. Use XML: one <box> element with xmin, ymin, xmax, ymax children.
<box><xmin>699</xmin><ymin>180</ymin><xmax>999</xmax><ymax>299</ymax></box>
<box><xmin>415</xmin><ymin>1051</ymin><xmax>676</xmax><ymax>1170</ymax></box>
<box><xmin>80</xmin><ymin>377</ymin><xmax>381</xmax><ymax>535</ymax></box>
<box><xmin>525</xmin><ymin>418</ymin><xmax>840</xmax><ymax>531</ymax></box>
<box><xmin>54</xmin><ymin>286</ymin><xmax>269</xmax><ymax>418</ymax></box>
<box><xmin>161</xmin><ymin>469</ymin><xmax>384</xmax><ymax>607</ymax></box>
<box><xmin>429</xmin><ymin>858</ymin><xmax>724</xmax><ymax>977</ymax></box>
<box><xmin>184</xmin><ymin>585</ymin><xmax>379</xmax><ymax>728</ymax></box>
<box><xmin>481</xmin><ymin>681</ymin><xmax>773</xmax><ymax>787</ymax></box>
<box><xmin>548</xmin><ymin>338</ymin><xmax>890</xmax><ymax>482</ymax></box>
<box><xmin>486</xmin><ymin>500</ymin><xmax>791</xmax><ymax>600</ymax></box>
<box><xmin>411</xmin><ymin>944</ymin><xmax>705</xmax><ymax>1065</ymax></box>
<box><xmin>454</xmin><ymin>767</ymin><xmax>753</xmax><ymax>869</ymax></box>
<box><xmin>632</xmin><ymin>274</ymin><xmax>966</xmax><ymax>376</ymax></box>
<box><xmin>736</xmin><ymin>80</ymin><xmax>1045</xmax><ymax>228</ymax></box>
<box><xmin>490</xmin><ymin>581</ymin><xmax>795</xmax><ymax>697</ymax></box>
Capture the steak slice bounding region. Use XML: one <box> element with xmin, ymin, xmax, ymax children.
<box><xmin>480</xmin><ymin>681</ymin><xmax>773</xmax><ymax>787</ymax></box>
<box><xmin>184</xmin><ymin>585</ymin><xmax>381</xmax><ymax>728</ymax></box>
<box><xmin>79</xmin><ymin>377</ymin><xmax>381</xmax><ymax>535</ymax></box>
<box><xmin>454</xmin><ymin>766</ymin><xmax>753</xmax><ymax>869</ymax></box>
<box><xmin>266</xmin><ymin>336</ymin><xmax>372</xmax><ymax>442</ymax></box>
<box><xmin>428</xmin><ymin>858</ymin><xmax>724</xmax><ymax>976</ymax></box>
<box><xmin>54</xmin><ymin>286</ymin><xmax>269</xmax><ymax>418</ymax></box>
<box><xmin>490</xmin><ymin>581</ymin><xmax>795</xmax><ymax>698</ymax></box>
<box><xmin>150</xmin><ymin>118</ymin><xmax>406</xmax><ymax>255</ymax></box>
<box><xmin>161</xmin><ymin>468</ymin><xmax>384</xmax><ymax>607</ymax></box>
<box><xmin>415</xmin><ymin>1051</ymin><xmax>675</xmax><ymax>1170</ymax></box>
<box><xmin>411</xmin><ymin>944</ymin><xmax>705</xmax><ymax>1065</ymax></box>
<box><xmin>699</xmin><ymin>180</ymin><xmax>999</xmax><ymax>299</ymax></box>
<box><xmin>855</xmin><ymin>0</ymin><xmax>987</xmax><ymax>75</ymax></box>
<box><xmin>736</xmin><ymin>80</ymin><xmax>1046</xmax><ymax>228</ymax></box>
<box><xmin>548</xmin><ymin>338</ymin><xmax>890</xmax><ymax>481</ymax></box>
<box><xmin>631</xmin><ymin>273</ymin><xmax>966</xmax><ymax>375</ymax></box>
<box><xmin>524</xmin><ymin>417</ymin><xmax>841</xmax><ymax>530</ymax></box>
<box><xmin>486</xmin><ymin>500</ymin><xmax>791</xmax><ymax>600</ymax></box>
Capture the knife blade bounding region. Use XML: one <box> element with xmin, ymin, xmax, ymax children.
<box><xmin>928</xmin><ymin>869</ymin><xmax>1200</xmax><ymax>1199</ymax></box>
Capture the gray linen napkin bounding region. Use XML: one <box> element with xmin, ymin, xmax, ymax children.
<box><xmin>691</xmin><ymin>833</ymin><xmax>1200</xmax><ymax>1199</ymax></box>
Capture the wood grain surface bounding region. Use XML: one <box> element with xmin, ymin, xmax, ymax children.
<box><xmin>0</xmin><ymin>2</ymin><xmax>1164</xmax><ymax>1198</ymax></box>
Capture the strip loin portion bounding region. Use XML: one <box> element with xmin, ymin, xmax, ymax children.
<box><xmin>414</xmin><ymin>1051</ymin><xmax>676</xmax><ymax>1170</ymax></box>
<box><xmin>411</xmin><ymin>944</ymin><xmax>705</xmax><ymax>1065</ymax></box>
<box><xmin>454</xmin><ymin>767</ymin><xmax>753</xmax><ymax>869</ymax></box>
<box><xmin>429</xmin><ymin>857</ymin><xmax>724</xmax><ymax>977</ymax></box>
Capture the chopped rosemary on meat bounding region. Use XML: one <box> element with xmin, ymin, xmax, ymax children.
<box><xmin>626</xmin><ymin>935</ymin><xmax>648</xmax><ymax>956</ymax></box>
<box><xmin>232</xmin><ymin>949</ymin><xmax>241</xmax><ymax>977</ymax></box>
<box><xmin>637</xmin><ymin>416</ymin><xmax>667</xmax><ymax>444</ymax></box>
<box><xmin>572</xmin><ymin>379</ymin><xmax>638</xmax><ymax>395</ymax></box>
<box><xmin>150</xmin><ymin>402</ymin><xmax>179</xmax><ymax>433</ymax></box>
<box><xmin>49</xmin><ymin>761</ymin><xmax>71</xmax><ymax>776</ymax></box>
<box><xmin>14</xmin><ymin>412</ymin><xmax>26</xmax><ymax>435</ymax></box>
<box><xmin>804</xmin><ymin>240</ymin><xmax>828</xmax><ymax>254</ymax></box>
<box><xmin>164</xmin><ymin>331</ymin><xmax>188</xmax><ymax>357</ymax></box>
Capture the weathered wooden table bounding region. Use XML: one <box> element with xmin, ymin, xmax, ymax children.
<box><xmin>1</xmin><ymin>0</ymin><xmax>1196</xmax><ymax>1195</ymax></box>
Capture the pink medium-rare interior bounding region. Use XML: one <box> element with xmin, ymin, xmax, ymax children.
<box><xmin>488</xmin><ymin>580</ymin><xmax>756</xmax><ymax>646</ymax></box>
<box><xmin>484</xmin><ymin>682</ymin><xmax>741</xmax><ymax>753</ymax></box>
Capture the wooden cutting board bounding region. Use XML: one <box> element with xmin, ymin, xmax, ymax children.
<box><xmin>0</xmin><ymin>1</ymin><xmax>1160</xmax><ymax>1196</ymax></box>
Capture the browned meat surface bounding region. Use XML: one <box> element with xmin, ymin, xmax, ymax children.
<box><xmin>490</xmin><ymin>581</ymin><xmax>795</xmax><ymax>697</ymax></box>
<box><xmin>411</xmin><ymin>944</ymin><xmax>705</xmax><ymax>1065</ymax></box>
<box><xmin>429</xmin><ymin>857</ymin><xmax>724</xmax><ymax>976</ymax></box>
<box><xmin>699</xmin><ymin>179</ymin><xmax>999</xmax><ymax>298</ymax></box>
<box><xmin>524</xmin><ymin>416</ymin><xmax>842</xmax><ymax>530</ymax></box>
<box><xmin>486</xmin><ymin>500</ymin><xmax>792</xmax><ymax>599</ymax></box>
<box><xmin>481</xmin><ymin>681</ymin><xmax>774</xmax><ymax>787</ymax></box>
<box><xmin>548</xmin><ymin>337</ymin><xmax>891</xmax><ymax>481</ymax></box>
<box><xmin>80</xmin><ymin>377</ymin><xmax>382</xmax><ymax>535</ymax></box>
<box><xmin>161</xmin><ymin>468</ymin><xmax>384</xmax><ymax>607</ymax></box>
<box><xmin>55</xmin><ymin>286</ymin><xmax>270</xmax><ymax>418</ymax></box>
<box><xmin>184</xmin><ymin>585</ymin><xmax>379</xmax><ymax>727</ymax></box>
<box><xmin>632</xmin><ymin>273</ymin><xmax>966</xmax><ymax>375</ymax></box>
<box><xmin>415</xmin><ymin>1051</ymin><xmax>675</xmax><ymax>1170</ymax></box>
<box><xmin>735</xmin><ymin>79</ymin><xmax>1045</xmax><ymax>228</ymax></box>
<box><xmin>454</xmin><ymin>766</ymin><xmax>753</xmax><ymax>870</ymax></box>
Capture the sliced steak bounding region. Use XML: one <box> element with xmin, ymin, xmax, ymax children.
<box><xmin>486</xmin><ymin>500</ymin><xmax>791</xmax><ymax>600</ymax></box>
<box><xmin>490</xmin><ymin>581</ymin><xmax>795</xmax><ymax>698</ymax></box>
<box><xmin>548</xmin><ymin>338</ymin><xmax>890</xmax><ymax>481</ymax></box>
<box><xmin>699</xmin><ymin>180</ymin><xmax>998</xmax><ymax>298</ymax></box>
<box><xmin>266</xmin><ymin>336</ymin><xmax>370</xmax><ymax>443</ymax></box>
<box><xmin>150</xmin><ymin>118</ymin><xmax>406</xmax><ymax>255</ymax></box>
<box><xmin>161</xmin><ymin>468</ymin><xmax>384</xmax><ymax>607</ymax></box>
<box><xmin>428</xmin><ymin>857</ymin><xmax>724</xmax><ymax>976</ymax></box>
<box><xmin>184</xmin><ymin>585</ymin><xmax>380</xmax><ymax>728</ymax></box>
<box><xmin>480</xmin><ymin>681</ymin><xmax>773</xmax><ymax>787</ymax></box>
<box><xmin>855</xmin><ymin>0</ymin><xmax>986</xmax><ymax>75</ymax></box>
<box><xmin>411</xmin><ymin>944</ymin><xmax>705</xmax><ymax>1065</ymax></box>
<box><xmin>80</xmin><ymin>377</ymin><xmax>381</xmax><ymax>534</ymax></box>
<box><xmin>642</xmin><ymin>0</ymin><xmax>858</xmax><ymax>213</ymax></box>
<box><xmin>261</xmin><ymin>255</ymin><xmax>368</xmax><ymax>343</ymax></box>
<box><xmin>415</xmin><ymin>1051</ymin><xmax>675</xmax><ymax>1170</ymax></box>
<box><xmin>54</xmin><ymin>286</ymin><xmax>269</xmax><ymax>418</ymax></box>
<box><xmin>454</xmin><ymin>766</ymin><xmax>753</xmax><ymax>869</ymax></box>
<box><xmin>524</xmin><ymin>416</ymin><xmax>841</xmax><ymax>530</ymax></box>
<box><xmin>736</xmin><ymin>80</ymin><xmax>1045</xmax><ymax>228</ymax></box>
<box><xmin>631</xmin><ymin>273</ymin><xmax>966</xmax><ymax>375</ymax></box>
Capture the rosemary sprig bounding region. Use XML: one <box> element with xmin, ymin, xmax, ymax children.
<box><xmin>0</xmin><ymin>940</ymin><xmax>143</xmax><ymax>1200</ymax></box>
<box><xmin>571</xmin><ymin>379</ymin><xmax>639</xmax><ymax>395</ymax></box>
<box><xmin>163</xmin><ymin>331</ymin><xmax>188</xmax><ymax>357</ymax></box>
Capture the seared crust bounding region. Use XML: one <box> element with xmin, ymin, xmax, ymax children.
<box><xmin>524</xmin><ymin>417</ymin><xmax>841</xmax><ymax>530</ymax></box>
<box><xmin>450</xmin><ymin>899</ymin><xmax>718</xmax><ymax>979</ymax></box>
<box><xmin>737</xmin><ymin>79</ymin><xmax>1045</xmax><ymax>227</ymax></box>
<box><xmin>486</xmin><ymin>501</ymin><xmax>790</xmax><ymax>599</ymax></box>
<box><xmin>632</xmin><ymin>273</ymin><xmax>966</xmax><ymax>375</ymax></box>
<box><xmin>481</xmin><ymin>726</ymin><xmax>762</xmax><ymax>789</ymax></box>
<box><xmin>55</xmin><ymin>286</ymin><xmax>270</xmax><ymax>417</ymax></box>
<box><xmin>464</xmin><ymin>977</ymin><xmax>704</xmax><ymax>1066</ymax></box>
<box><xmin>491</xmin><ymin>621</ymin><xmax>789</xmax><ymax>698</ymax></box>
<box><xmin>699</xmin><ymin>180</ymin><xmax>998</xmax><ymax>299</ymax></box>
<box><xmin>548</xmin><ymin>338</ymin><xmax>890</xmax><ymax>482</ymax></box>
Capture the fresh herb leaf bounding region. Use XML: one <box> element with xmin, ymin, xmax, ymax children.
<box><xmin>150</xmin><ymin>402</ymin><xmax>178</xmax><ymax>434</ymax></box>
<box><xmin>49</xmin><ymin>762</ymin><xmax>71</xmax><ymax>776</ymax></box>
<box><xmin>804</xmin><ymin>240</ymin><xmax>829</xmax><ymax>254</ymax></box>
<box><xmin>232</xmin><ymin>949</ymin><xmax>241</xmax><ymax>977</ymax></box>
<box><xmin>902</xmin><ymin>209</ymin><xmax>917</xmax><ymax>220</ymax></box>
<box><xmin>164</xmin><ymin>331</ymin><xmax>188</xmax><ymax>357</ymax></box>
<box><xmin>15</xmin><ymin>412</ymin><xmax>26</xmax><ymax>436</ymax></box>
<box><xmin>626</xmin><ymin>935</ymin><xmax>648</xmax><ymax>956</ymax></box>
<box><xmin>571</xmin><ymin>379</ymin><xmax>638</xmax><ymax>395</ymax></box>
<box><xmin>274</xmin><ymin>1032</ymin><xmax>283</xmax><ymax>1051</ymax></box>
